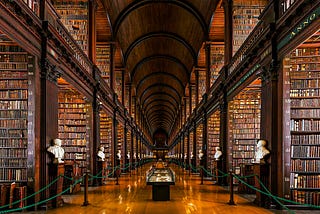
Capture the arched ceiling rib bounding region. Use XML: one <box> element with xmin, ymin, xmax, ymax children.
<box><xmin>103</xmin><ymin>0</ymin><xmax>219</xmax><ymax>139</ymax></box>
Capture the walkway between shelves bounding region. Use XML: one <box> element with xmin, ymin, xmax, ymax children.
<box><xmin>35</xmin><ymin>164</ymin><xmax>274</xmax><ymax>214</ymax></box>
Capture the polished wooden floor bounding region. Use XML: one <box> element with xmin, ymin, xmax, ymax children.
<box><xmin>33</xmin><ymin>164</ymin><xmax>279</xmax><ymax>214</ymax></box>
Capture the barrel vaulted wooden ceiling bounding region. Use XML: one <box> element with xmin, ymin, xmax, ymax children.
<box><xmin>96</xmin><ymin>0</ymin><xmax>225</xmax><ymax>138</ymax></box>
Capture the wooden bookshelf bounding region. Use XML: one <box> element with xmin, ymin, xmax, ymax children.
<box><xmin>284</xmin><ymin>31</ymin><xmax>320</xmax><ymax>206</ymax></box>
<box><xmin>207</xmin><ymin>110</ymin><xmax>220</xmax><ymax>173</ymax></box>
<box><xmin>99</xmin><ymin>112</ymin><xmax>112</xmax><ymax>166</ymax></box>
<box><xmin>115</xmin><ymin>70</ymin><xmax>123</xmax><ymax>102</ymax></box>
<box><xmin>232</xmin><ymin>0</ymin><xmax>267</xmax><ymax>55</ymax></box>
<box><xmin>0</xmin><ymin>40</ymin><xmax>29</xmax><ymax>184</ymax></box>
<box><xmin>210</xmin><ymin>44</ymin><xmax>224</xmax><ymax>87</ymax></box>
<box><xmin>96</xmin><ymin>43</ymin><xmax>111</xmax><ymax>85</ymax></box>
<box><xmin>228</xmin><ymin>80</ymin><xmax>261</xmax><ymax>176</ymax></box>
<box><xmin>196</xmin><ymin>124</ymin><xmax>203</xmax><ymax>167</ymax></box>
<box><xmin>117</xmin><ymin>123</ymin><xmax>124</xmax><ymax>167</ymax></box>
<box><xmin>198</xmin><ymin>70</ymin><xmax>206</xmax><ymax>102</ymax></box>
<box><xmin>53</xmin><ymin>0</ymin><xmax>88</xmax><ymax>55</ymax></box>
<box><xmin>58</xmin><ymin>83</ymin><xmax>89</xmax><ymax>176</ymax></box>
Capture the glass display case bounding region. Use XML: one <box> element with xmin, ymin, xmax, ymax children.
<box><xmin>146</xmin><ymin>167</ymin><xmax>175</xmax><ymax>200</ymax></box>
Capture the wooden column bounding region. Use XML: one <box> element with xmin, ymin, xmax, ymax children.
<box><xmin>195</xmin><ymin>70</ymin><xmax>199</xmax><ymax>105</ymax></box>
<box><xmin>202</xmin><ymin>109</ymin><xmax>208</xmax><ymax>174</ymax></box>
<box><xmin>109</xmin><ymin>43</ymin><xmax>115</xmax><ymax>90</ymax></box>
<box><xmin>219</xmin><ymin>93</ymin><xmax>228</xmax><ymax>185</ymax></box>
<box><xmin>112</xmin><ymin>110</ymin><xmax>118</xmax><ymax>169</ymax></box>
<box><xmin>205</xmin><ymin>43</ymin><xmax>211</xmax><ymax>92</ymax></box>
<box><xmin>88</xmin><ymin>0</ymin><xmax>96</xmax><ymax>62</ymax></box>
<box><xmin>123</xmin><ymin>122</ymin><xmax>128</xmax><ymax>171</ymax></box>
<box><xmin>223</xmin><ymin>0</ymin><xmax>233</xmax><ymax>64</ymax></box>
<box><xmin>121</xmin><ymin>69</ymin><xmax>125</xmax><ymax>104</ymax></box>
<box><xmin>261</xmin><ymin>60</ymin><xmax>282</xmax><ymax>208</ymax></box>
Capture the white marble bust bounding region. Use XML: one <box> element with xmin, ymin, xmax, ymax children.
<box><xmin>117</xmin><ymin>150</ymin><xmax>122</xmax><ymax>160</ymax></box>
<box><xmin>214</xmin><ymin>147</ymin><xmax>222</xmax><ymax>160</ymax></box>
<box><xmin>97</xmin><ymin>146</ymin><xmax>105</xmax><ymax>161</ymax></box>
<box><xmin>198</xmin><ymin>149</ymin><xmax>204</xmax><ymax>160</ymax></box>
<box><xmin>190</xmin><ymin>151</ymin><xmax>194</xmax><ymax>159</ymax></box>
<box><xmin>127</xmin><ymin>151</ymin><xmax>130</xmax><ymax>159</ymax></box>
<box><xmin>47</xmin><ymin>138</ymin><xmax>65</xmax><ymax>164</ymax></box>
<box><xmin>255</xmin><ymin>139</ymin><xmax>270</xmax><ymax>164</ymax></box>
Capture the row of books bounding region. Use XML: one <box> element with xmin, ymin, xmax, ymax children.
<box><xmin>290</xmin><ymin>71</ymin><xmax>320</xmax><ymax>79</ymax></box>
<box><xmin>291</xmin><ymin>89</ymin><xmax>320</xmax><ymax>97</ymax></box>
<box><xmin>0</xmin><ymin>90</ymin><xmax>28</xmax><ymax>99</ymax></box>
<box><xmin>0</xmin><ymin>80</ymin><xmax>28</xmax><ymax>88</ymax></box>
<box><xmin>0</xmin><ymin>129</ymin><xmax>26</xmax><ymax>138</ymax></box>
<box><xmin>291</xmin><ymin>173</ymin><xmax>320</xmax><ymax>188</ymax></box>
<box><xmin>0</xmin><ymin>149</ymin><xmax>27</xmax><ymax>157</ymax></box>
<box><xmin>59</xmin><ymin>102</ymin><xmax>86</xmax><ymax>108</ymax></box>
<box><xmin>0</xmin><ymin>139</ymin><xmax>27</xmax><ymax>147</ymax></box>
<box><xmin>233</xmin><ymin>151</ymin><xmax>255</xmax><ymax>158</ymax></box>
<box><xmin>64</xmin><ymin>147</ymin><xmax>87</xmax><ymax>153</ymax></box>
<box><xmin>0</xmin><ymin>71</ymin><xmax>27</xmax><ymax>79</ymax></box>
<box><xmin>59</xmin><ymin>113</ymin><xmax>86</xmax><ymax>120</ymax></box>
<box><xmin>291</xmin><ymin>190</ymin><xmax>320</xmax><ymax>206</ymax></box>
<box><xmin>58</xmin><ymin>132</ymin><xmax>86</xmax><ymax>139</ymax></box>
<box><xmin>0</xmin><ymin>63</ymin><xmax>28</xmax><ymax>70</ymax></box>
<box><xmin>291</xmin><ymin>159</ymin><xmax>320</xmax><ymax>172</ymax></box>
<box><xmin>291</xmin><ymin>98</ymin><xmax>320</xmax><ymax>108</ymax></box>
<box><xmin>290</xmin><ymin>119</ymin><xmax>320</xmax><ymax>132</ymax></box>
<box><xmin>0</xmin><ymin>100</ymin><xmax>27</xmax><ymax>109</ymax></box>
<box><xmin>0</xmin><ymin>46</ymin><xmax>25</xmax><ymax>52</ymax></box>
<box><xmin>291</xmin><ymin>48</ymin><xmax>320</xmax><ymax>57</ymax></box>
<box><xmin>0</xmin><ymin>54</ymin><xmax>27</xmax><ymax>62</ymax></box>
<box><xmin>233</xmin><ymin>124</ymin><xmax>260</xmax><ymax>129</ymax></box>
<box><xmin>58</xmin><ymin>139</ymin><xmax>86</xmax><ymax>146</ymax></box>
<box><xmin>0</xmin><ymin>110</ymin><xmax>27</xmax><ymax>118</ymax></box>
<box><xmin>64</xmin><ymin>153</ymin><xmax>86</xmax><ymax>160</ymax></box>
<box><xmin>291</xmin><ymin>134</ymin><xmax>320</xmax><ymax>145</ymax></box>
<box><xmin>58</xmin><ymin>125</ymin><xmax>86</xmax><ymax>132</ymax></box>
<box><xmin>58</xmin><ymin>120</ymin><xmax>86</xmax><ymax>126</ymax></box>
<box><xmin>0</xmin><ymin>169</ymin><xmax>27</xmax><ymax>181</ymax></box>
<box><xmin>0</xmin><ymin>119</ymin><xmax>27</xmax><ymax>128</ymax></box>
<box><xmin>0</xmin><ymin>158</ymin><xmax>27</xmax><ymax>167</ymax></box>
<box><xmin>291</xmin><ymin>79</ymin><xmax>320</xmax><ymax>88</ymax></box>
<box><xmin>291</xmin><ymin>145</ymin><xmax>320</xmax><ymax>158</ymax></box>
<box><xmin>232</xmin><ymin>133</ymin><xmax>260</xmax><ymax>139</ymax></box>
<box><xmin>291</xmin><ymin>109</ymin><xmax>320</xmax><ymax>118</ymax></box>
<box><xmin>290</xmin><ymin>63</ymin><xmax>320</xmax><ymax>71</ymax></box>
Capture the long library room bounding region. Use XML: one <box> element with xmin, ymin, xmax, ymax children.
<box><xmin>0</xmin><ymin>0</ymin><xmax>319</xmax><ymax>213</ymax></box>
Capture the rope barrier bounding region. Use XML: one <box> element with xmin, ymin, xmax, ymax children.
<box><xmin>0</xmin><ymin>176</ymin><xmax>83</xmax><ymax>214</ymax></box>
<box><xmin>1</xmin><ymin>159</ymin><xmax>319</xmax><ymax>213</ymax></box>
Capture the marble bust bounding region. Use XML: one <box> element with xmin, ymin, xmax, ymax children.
<box><xmin>255</xmin><ymin>139</ymin><xmax>270</xmax><ymax>164</ymax></box>
<box><xmin>47</xmin><ymin>138</ymin><xmax>65</xmax><ymax>164</ymax></box>
<box><xmin>117</xmin><ymin>150</ymin><xmax>122</xmax><ymax>160</ymax></box>
<box><xmin>214</xmin><ymin>147</ymin><xmax>222</xmax><ymax>160</ymax></box>
<box><xmin>97</xmin><ymin>146</ymin><xmax>105</xmax><ymax>161</ymax></box>
<box><xmin>198</xmin><ymin>149</ymin><xmax>204</xmax><ymax>160</ymax></box>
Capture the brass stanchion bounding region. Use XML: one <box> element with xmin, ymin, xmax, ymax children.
<box><xmin>116</xmin><ymin>167</ymin><xmax>120</xmax><ymax>185</ymax></box>
<box><xmin>82</xmin><ymin>171</ymin><xmax>89</xmax><ymax>206</ymax></box>
<box><xmin>228</xmin><ymin>171</ymin><xmax>236</xmax><ymax>205</ymax></box>
<box><xmin>200</xmin><ymin>167</ymin><xmax>204</xmax><ymax>185</ymax></box>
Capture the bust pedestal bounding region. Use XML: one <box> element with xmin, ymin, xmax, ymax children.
<box><xmin>253</xmin><ymin>163</ymin><xmax>269</xmax><ymax>207</ymax></box>
<box><xmin>97</xmin><ymin>161</ymin><xmax>107</xmax><ymax>185</ymax></box>
<box><xmin>48</xmin><ymin>163</ymin><xmax>64</xmax><ymax>207</ymax></box>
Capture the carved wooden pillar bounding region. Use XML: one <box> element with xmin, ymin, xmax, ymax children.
<box><xmin>205</xmin><ymin>43</ymin><xmax>211</xmax><ymax>92</ymax></box>
<box><xmin>195</xmin><ymin>70</ymin><xmax>199</xmax><ymax>105</ymax></box>
<box><xmin>260</xmin><ymin>60</ymin><xmax>282</xmax><ymax>208</ymax></box>
<box><xmin>202</xmin><ymin>109</ymin><xmax>208</xmax><ymax>174</ymax></box>
<box><xmin>219</xmin><ymin>93</ymin><xmax>228</xmax><ymax>185</ymax></box>
<box><xmin>91</xmin><ymin>67</ymin><xmax>100</xmax><ymax>186</ymax></box>
<box><xmin>223</xmin><ymin>0</ymin><xmax>233</xmax><ymax>64</ymax></box>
